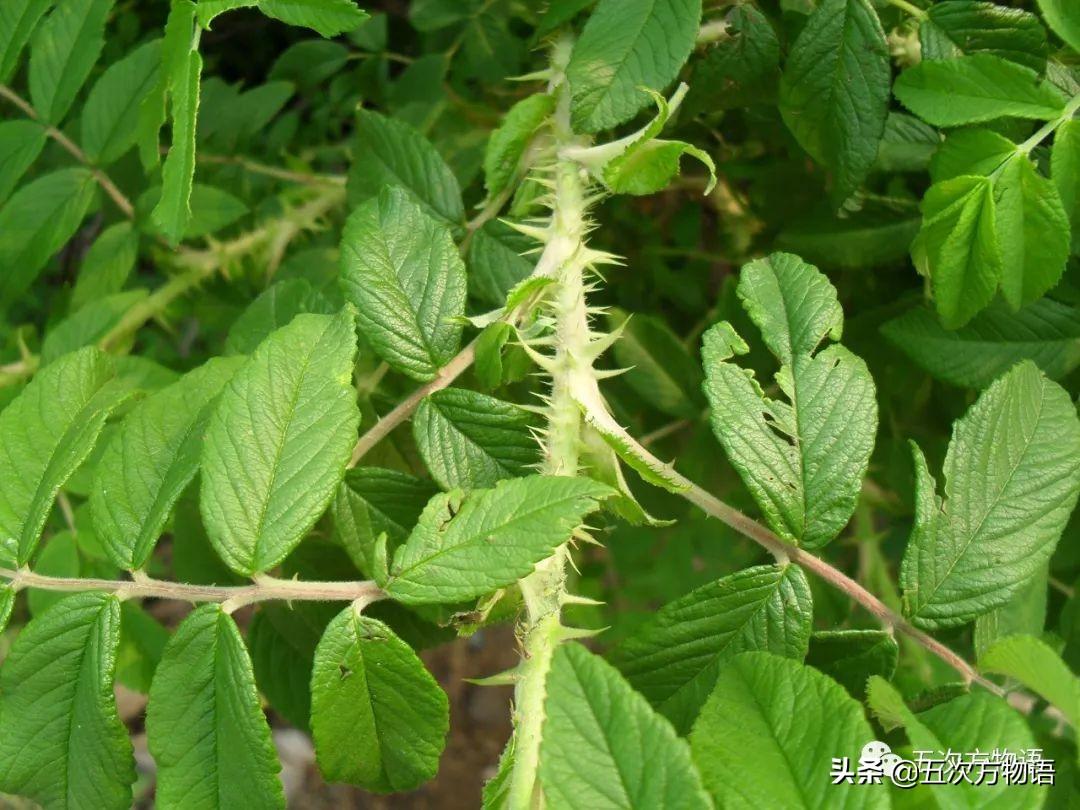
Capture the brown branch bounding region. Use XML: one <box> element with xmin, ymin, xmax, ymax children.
<box><xmin>0</xmin><ymin>83</ymin><xmax>135</xmax><ymax>218</ymax></box>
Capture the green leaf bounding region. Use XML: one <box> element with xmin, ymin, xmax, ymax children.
<box><xmin>929</xmin><ymin>128</ymin><xmax>1017</xmax><ymax>183</ymax></box>
<box><xmin>0</xmin><ymin>585</ymin><xmax>13</xmax><ymax>634</ymax></box>
<box><xmin>71</xmin><ymin>222</ymin><xmax>139</xmax><ymax>311</ymax></box>
<box><xmin>339</xmin><ymin>186</ymin><xmax>466</xmax><ymax>380</ymax></box>
<box><xmin>609</xmin><ymin>564</ymin><xmax>813</xmax><ymax>734</ymax></box>
<box><xmin>913</xmin><ymin>175</ymin><xmax>1002</xmax><ymax>329</ymax></box>
<box><xmin>311</xmin><ymin>606</ymin><xmax>448</xmax><ymax>791</ymax></box>
<box><xmin>81</xmin><ymin>39</ymin><xmax>162</xmax><ymax>165</ymax></box>
<box><xmin>384</xmin><ymin>475</ymin><xmax>611</xmax><ymax>604</ymax></box>
<box><xmin>116</xmin><ymin>602</ymin><xmax>169</xmax><ymax>693</ymax></box>
<box><xmin>868</xmin><ymin>677</ymin><xmax>1045</xmax><ymax>809</ymax></box>
<box><xmin>609</xmin><ymin>310</ymin><xmax>704</xmax><ymax>419</ymax></box>
<box><xmin>146</xmin><ymin>605</ymin><xmax>284</xmax><ymax>809</ymax></box>
<box><xmin>779</xmin><ymin>0</ymin><xmax>890</xmax><ymax>201</ymax></box>
<box><xmin>332</xmin><ymin>468</ymin><xmax>436</xmax><ymax>576</ymax></box>
<box><xmin>257</xmin><ymin>0</ymin><xmax>368</xmax><ymax>36</ymax></box>
<box><xmin>201</xmin><ymin>310</ymin><xmax>360</xmax><ymax>576</ymax></box>
<box><xmin>874</xmin><ymin>112</ymin><xmax>940</xmax><ymax>174</ymax></box>
<box><xmin>346</xmin><ymin>108</ymin><xmax>464</xmax><ymax>227</ymax></box>
<box><xmin>1052</xmin><ymin>118</ymin><xmax>1080</xmax><ymax>252</ymax></box>
<box><xmin>894</xmin><ymin>54</ymin><xmax>1066</xmax><ymax>127</ymax></box>
<box><xmin>466</xmin><ymin>220</ymin><xmax>536</xmax><ymax>308</ymax></box>
<box><xmin>900</xmin><ymin>361</ymin><xmax>1080</xmax><ymax>628</ymax></box>
<box><xmin>0</xmin><ymin>348</ymin><xmax>128</xmax><ymax>567</ymax></box>
<box><xmin>92</xmin><ymin>357</ymin><xmax>244</xmax><ymax>571</ymax></box>
<box><xmin>805</xmin><ymin>630</ymin><xmax>898</xmax><ymax>697</ymax></box>
<box><xmin>0</xmin><ymin>168</ymin><xmax>97</xmax><ymax>307</ymax></box>
<box><xmin>883</xmin><ymin>299</ymin><xmax>1080</xmax><ymax>389</ymax></box>
<box><xmin>0</xmin><ymin>0</ymin><xmax>54</xmax><ymax>83</ymax></box>
<box><xmin>152</xmin><ymin>47</ymin><xmax>202</xmax><ymax>245</ymax></box>
<box><xmin>921</xmin><ymin>1</ymin><xmax>1048</xmax><ymax>72</ymax></box>
<box><xmin>0</xmin><ymin>119</ymin><xmax>46</xmax><ymax>202</ymax></box>
<box><xmin>973</xmin><ymin>567</ymin><xmax>1047</xmax><ymax>659</ymax></box>
<box><xmin>42</xmin><ymin>289</ymin><xmax>147</xmax><ymax>364</ymax></box>
<box><xmin>994</xmin><ymin>153</ymin><xmax>1071</xmax><ymax>308</ymax></box>
<box><xmin>702</xmin><ymin>253</ymin><xmax>877</xmax><ymax>549</ymax></box>
<box><xmin>248</xmin><ymin>604</ymin><xmax>324</xmax><ymax>732</ymax></box>
<box><xmin>28</xmin><ymin>0</ymin><xmax>113</xmax><ymax>124</ymax></box>
<box><xmin>484</xmin><ymin>93</ymin><xmax>553</xmax><ymax>201</ymax></box>
<box><xmin>980</xmin><ymin>634</ymin><xmax>1080</xmax><ymax>728</ymax></box>
<box><xmin>173</xmin><ymin>183</ymin><xmax>248</xmax><ymax>239</ymax></box>
<box><xmin>567</xmin><ymin>0</ymin><xmax>702</xmax><ymax>133</ymax></box>
<box><xmin>777</xmin><ymin>201</ymin><xmax>921</xmax><ymax>270</ymax></box>
<box><xmin>0</xmin><ymin>592</ymin><xmax>134</xmax><ymax>810</ymax></box>
<box><xmin>135</xmin><ymin>0</ymin><xmax>195</xmax><ymax>171</ymax></box>
<box><xmin>225</xmin><ymin>278</ymin><xmax>333</xmax><ymax>355</ymax></box>
<box><xmin>539</xmin><ymin>643</ymin><xmax>711</xmax><ymax>809</ymax></box>
<box><xmin>686</xmin><ymin>5</ymin><xmax>779</xmax><ymax>114</ymax></box>
<box><xmin>1037</xmin><ymin>0</ymin><xmax>1080</xmax><ymax>54</ymax></box>
<box><xmin>413</xmin><ymin>388</ymin><xmax>538</xmax><ymax>491</ymax></box>
<box><xmin>690</xmin><ymin>652</ymin><xmax>886</xmax><ymax>810</ymax></box>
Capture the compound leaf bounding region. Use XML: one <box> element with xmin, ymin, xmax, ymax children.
<box><xmin>332</xmin><ymin>468</ymin><xmax>436</xmax><ymax>576</ymax></box>
<box><xmin>258</xmin><ymin>0</ymin><xmax>368</xmax><ymax>37</ymax></box>
<box><xmin>339</xmin><ymin>186</ymin><xmax>466</xmax><ymax>381</ymax></box>
<box><xmin>347</xmin><ymin>108</ymin><xmax>463</xmax><ymax>226</ymax></box>
<box><xmin>894</xmin><ymin>53</ymin><xmax>1066</xmax><ymax>127</ymax></box>
<box><xmin>384</xmin><ymin>476</ymin><xmax>611</xmax><ymax>604</ymax></box>
<box><xmin>413</xmin><ymin>388</ymin><xmax>538</xmax><ymax>491</ymax></box>
<box><xmin>702</xmin><ymin>253</ymin><xmax>877</xmax><ymax>549</ymax></box>
<box><xmin>609</xmin><ymin>564</ymin><xmax>813</xmax><ymax>734</ymax></box>
<box><xmin>0</xmin><ymin>347</ymin><xmax>127</xmax><ymax>567</ymax></box>
<box><xmin>868</xmin><ymin>677</ymin><xmax>1044</xmax><ymax>810</ymax></box>
<box><xmin>921</xmin><ymin>1</ymin><xmax>1047</xmax><ymax>71</ymax></box>
<box><xmin>0</xmin><ymin>0</ymin><xmax>55</xmax><ymax>83</ymax></box>
<box><xmin>92</xmin><ymin>357</ymin><xmax>244</xmax><ymax>571</ymax></box>
<box><xmin>201</xmin><ymin>310</ymin><xmax>360</xmax><ymax>576</ymax></box>
<box><xmin>539</xmin><ymin>643</ymin><xmax>711</xmax><ymax>809</ymax></box>
<box><xmin>567</xmin><ymin>0</ymin><xmax>701</xmax><ymax>133</ymax></box>
<box><xmin>146</xmin><ymin>605</ymin><xmax>284</xmax><ymax>809</ymax></box>
<box><xmin>882</xmin><ymin>299</ymin><xmax>1080</xmax><ymax>389</ymax></box>
<box><xmin>779</xmin><ymin>0</ymin><xmax>890</xmax><ymax>201</ymax></box>
<box><xmin>1037</xmin><ymin>0</ymin><xmax>1080</xmax><ymax>54</ymax></box>
<box><xmin>913</xmin><ymin>175</ymin><xmax>1001</xmax><ymax>329</ymax></box>
<box><xmin>900</xmin><ymin>362</ymin><xmax>1080</xmax><ymax>628</ymax></box>
<box><xmin>0</xmin><ymin>168</ymin><xmax>97</xmax><ymax>307</ymax></box>
<box><xmin>980</xmin><ymin>634</ymin><xmax>1080</xmax><ymax>728</ymax></box>
<box><xmin>994</xmin><ymin>153</ymin><xmax>1071</xmax><ymax>309</ymax></box>
<box><xmin>81</xmin><ymin>39</ymin><xmax>162</xmax><ymax>165</ymax></box>
<box><xmin>311</xmin><ymin>607</ymin><xmax>448</xmax><ymax>791</ymax></box>
<box><xmin>28</xmin><ymin>0</ymin><xmax>112</xmax><ymax>124</ymax></box>
<box><xmin>690</xmin><ymin>652</ymin><xmax>886</xmax><ymax>809</ymax></box>
<box><xmin>0</xmin><ymin>119</ymin><xmax>46</xmax><ymax>202</ymax></box>
<box><xmin>0</xmin><ymin>592</ymin><xmax>134</xmax><ymax>810</ymax></box>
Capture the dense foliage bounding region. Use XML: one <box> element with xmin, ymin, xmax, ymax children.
<box><xmin>0</xmin><ymin>0</ymin><xmax>1079</xmax><ymax>807</ymax></box>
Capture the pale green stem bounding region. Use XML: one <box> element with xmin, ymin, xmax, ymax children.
<box><xmin>506</xmin><ymin>36</ymin><xmax>592</xmax><ymax>810</ymax></box>
<box><xmin>885</xmin><ymin>0</ymin><xmax>928</xmax><ymax>19</ymax></box>
<box><xmin>1020</xmin><ymin>91</ymin><xmax>1080</xmax><ymax>154</ymax></box>
<box><xmin>0</xmin><ymin>567</ymin><xmax>384</xmax><ymax>611</ymax></box>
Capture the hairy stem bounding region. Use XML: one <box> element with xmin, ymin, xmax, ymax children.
<box><xmin>507</xmin><ymin>37</ymin><xmax>591</xmax><ymax>809</ymax></box>
<box><xmin>0</xmin><ymin>567</ymin><xmax>385</xmax><ymax>611</ymax></box>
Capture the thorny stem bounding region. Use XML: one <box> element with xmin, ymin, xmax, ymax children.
<box><xmin>0</xmin><ymin>567</ymin><xmax>385</xmax><ymax>613</ymax></box>
<box><xmin>507</xmin><ymin>35</ymin><xmax>591</xmax><ymax>810</ymax></box>
<box><xmin>97</xmin><ymin>184</ymin><xmax>345</xmax><ymax>351</ymax></box>
<box><xmin>0</xmin><ymin>83</ymin><xmax>136</xmax><ymax>218</ymax></box>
